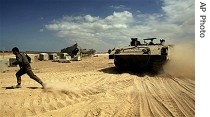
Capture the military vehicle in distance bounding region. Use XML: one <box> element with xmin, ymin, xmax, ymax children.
<box><xmin>109</xmin><ymin>38</ymin><xmax>172</xmax><ymax>73</ymax></box>
<box><xmin>61</xmin><ymin>43</ymin><xmax>96</xmax><ymax>58</ymax></box>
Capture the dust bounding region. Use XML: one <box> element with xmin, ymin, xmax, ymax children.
<box><xmin>43</xmin><ymin>82</ymin><xmax>81</xmax><ymax>94</ymax></box>
<box><xmin>163</xmin><ymin>44</ymin><xmax>195</xmax><ymax>79</ymax></box>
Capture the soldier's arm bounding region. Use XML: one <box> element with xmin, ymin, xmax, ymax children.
<box><xmin>12</xmin><ymin>54</ymin><xmax>23</xmax><ymax>65</ymax></box>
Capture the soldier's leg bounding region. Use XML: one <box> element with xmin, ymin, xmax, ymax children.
<box><xmin>26</xmin><ymin>69</ymin><xmax>45</xmax><ymax>86</ymax></box>
<box><xmin>16</xmin><ymin>68</ymin><xmax>26</xmax><ymax>85</ymax></box>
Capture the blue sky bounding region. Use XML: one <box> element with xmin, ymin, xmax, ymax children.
<box><xmin>0</xmin><ymin>0</ymin><xmax>194</xmax><ymax>52</ymax></box>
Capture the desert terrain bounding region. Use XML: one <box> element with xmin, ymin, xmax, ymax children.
<box><xmin>0</xmin><ymin>47</ymin><xmax>194</xmax><ymax>117</ymax></box>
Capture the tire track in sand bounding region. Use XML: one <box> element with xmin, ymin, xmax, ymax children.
<box><xmin>34</xmin><ymin>72</ymin><xmax>109</xmax><ymax>116</ymax></box>
<box><xmin>142</xmin><ymin>77</ymin><xmax>181</xmax><ymax>117</ymax></box>
<box><xmin>132</xmin><ymin>75</ymin><xmax>194</xmax><ymax>117</ymax></box>
<box><xmin>161</xmin><ymin>77</ymin><xmax>195</xmax><ymax>116</ymax></box>
<box><xmin>0</xmin><ymin>71</ymin><xmax>194</xmax><ymax>117</ymax></box>
<box><xmin>0</xmin><ymin>73</ymin><xmax>108</xmax><ymax>117</ymax></box>
<box><xmin>133</xmin><ymin>78</ymin><xmax>153</xmax><ymax>117</ymax></box>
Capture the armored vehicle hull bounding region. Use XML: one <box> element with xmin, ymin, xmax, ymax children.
<box><xmin>109</xmin><ymin>38</ymin><xmax>171</xmax><ymax>73</ymax></box>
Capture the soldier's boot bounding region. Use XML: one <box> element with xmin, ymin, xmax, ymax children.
<box><xmin>41</xmin><ymin>82</ymin><xmax>46</xmax><ymax>89</ymax></box>
<box><xmin>15</xmin><ymin>83</ymin><xmax>21</xmax><ymax>88</ymax></box>
<box><xmin>15</xmin><ymin>77</ymin><xmax>22</xmax><ymax>88</ymax></box>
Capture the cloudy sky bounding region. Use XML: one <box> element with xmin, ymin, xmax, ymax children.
<box><xmin>0</xmin><ymin>0</ymin><xmax>194</xmax><ymax>52</ymax></box>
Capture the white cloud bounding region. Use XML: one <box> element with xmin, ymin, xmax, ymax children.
<box><xmin>162</xmin><ymin>0</ymin><xmax>194</xmax><ymax>24</ymax></box>
<box><xmin>84</xmin><ymin>15</ymin><xmax>100</xmax><ymax>22</ymax></box>
<box><xmin>46</xmin><ymin>0</ymin><xmax>194</xmax><ymax>52</ymax></box>
<box><xmin>110</xmin><ymin>5</ymin><xmax>131</xmax><ymax>11</ymax></box>
<box><xmin>104</xmin><ymin>11</ymin><xmax>133</xmax><ymax>24</ymax></box>
<box><xmin>39</xmin><ymin>28</ymin><xmax>44</xmax><ymax>32</ymax></box>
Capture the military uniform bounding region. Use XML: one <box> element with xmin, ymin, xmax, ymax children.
<box><xmin>13</xmin><ymin>53</ymin><xmax>44</xmax><ymax>87</ymax></box>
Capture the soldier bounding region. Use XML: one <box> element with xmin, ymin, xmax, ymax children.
<box><xmin>12</xmin><ymin>47</ymin><xmax>46</xmax><ymax>89</ymax></box>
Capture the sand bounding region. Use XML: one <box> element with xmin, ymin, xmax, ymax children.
<box><xmin>0</xmin><ymin>53</ymin><xmax>194</xmax><ymax>117</ymax></box>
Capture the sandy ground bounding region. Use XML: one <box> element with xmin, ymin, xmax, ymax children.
<box><xmin>0</xmin><ymin>53</ymin><xmax>194</xmax><ymax>117</ymax></box>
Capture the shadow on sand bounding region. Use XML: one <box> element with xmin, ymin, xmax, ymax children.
<box><xmin>2</xmin><ymin>86</ymin><xmax>16</xmax><ymax>90</ymax></box>
<box><xmin>27</xmin><ymin>87</ymin><xmax>40</xmax><ymax>89</ymax></box>
<box><xmin>99</xmin><ymin>67</ymin><xmax>157</xmax><ymax>77</ymax></box>
<box><xmin>2</xmin><ymin>86</ymin><xmax>41</xmax><ymax>89</ymax></box>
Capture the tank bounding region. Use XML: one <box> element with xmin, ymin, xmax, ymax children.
<box><xmin>109</xmin><ymin>38</ymin><xmax>172</xmax><ymax>73</ymax></box>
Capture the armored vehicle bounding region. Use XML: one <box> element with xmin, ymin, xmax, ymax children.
<box><xmin>109</xmin><ymin>38</ymin><xmax>171</xmax><ymax>73</ymax></box>
<box><xmin>61</xmin><ymin>43</ymin><xmax>96</xmax><ymax>57</ymax></box>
